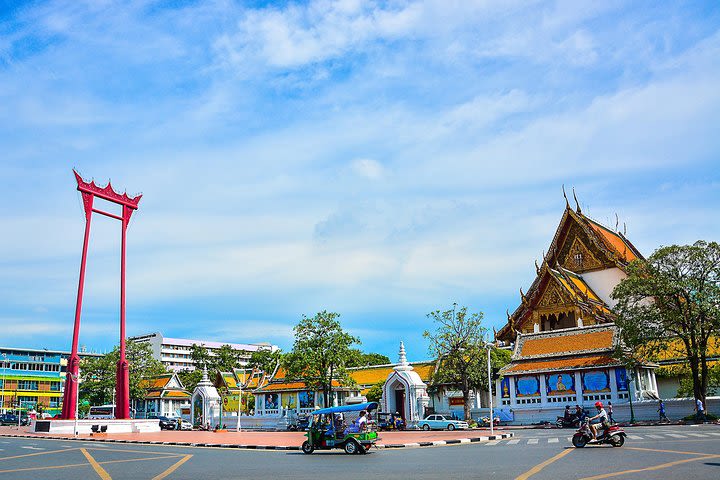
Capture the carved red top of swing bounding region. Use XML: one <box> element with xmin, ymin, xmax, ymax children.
<box><xmin>74</xmin><ymin>169</ymin><xmax>142</xmax><ymax>208</ymax></box>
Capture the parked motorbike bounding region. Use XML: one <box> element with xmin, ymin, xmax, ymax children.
<box><xmin>555</xmin><ymin>415</ymin><xmax>580</xmax><ymax>428</ymax></box>
<box><xmin>572</xmin><ymin>419</ymin><xmax>626</xmax><ymax>448</ymax></box>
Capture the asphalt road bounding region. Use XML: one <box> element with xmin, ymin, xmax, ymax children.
<box><xmin>1</xmin><ymin>424</ymin><xmax>719</xmax><ymax>479</ymax></box>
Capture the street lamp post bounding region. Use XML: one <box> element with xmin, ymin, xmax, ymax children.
<box><xmin>68</xmin><ymin>371</ymin><xmax>80</xmax><ymax>437</ymax></box>
<box><xmin>486</xmin><ymin>344</ymin><xmax>494</xmax><ymax>436</ymax></box>
<box><xmin>1</xmin><ymin>353</ymin><xmax>7</xmax><ymax>414</ymax></box>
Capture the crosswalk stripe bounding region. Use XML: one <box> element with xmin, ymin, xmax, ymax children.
<box><xmin>507</xmin><ymin>439</ymin><xmax>521</xmax><ymax>445</ymax></box>
<box><xmin>666</xmin><ymin>434</ymin><xmax>686</xmax><ymax>438</ymax></box>
<box><xmin>567</xmin><ymin>437</ymin><xmax>573</xmax><ymax>442</ymax></box>
<box><xmin>707</xmin><ymin>432</ymin><xmax>720</xmax><ymax>436</ymax></box>
<box><xmin>527</xmin><ymin>439</ymin><xmax>538</xmax><ymax>445</ymax></box>
<box><xmin>20</xmin><ymin>446</ymin><xmax>44</xmax><ymax>450</ymax></box>
<box><xmin>548</xmin><ymin>438</ymin><xmax>559</xmax><ymax>443</ymax></box>
<box><xmin>485</xmin><ymin>440</ymin><xmax>500</xmax><ymax>446</ymax></box>
<box><xmin>646</xmin><ymin>435</ymin><xmax>664</xmax><ymax>439</ymax></box>
<box><xmin>686</xmin><ymin>433</ymin><xmax>707</xmax><ymax>438</ymax></box>
<box><xmin>627</xmin><ymin>435</ymin><xmax>643</xmax><ymax>440</ymax></box>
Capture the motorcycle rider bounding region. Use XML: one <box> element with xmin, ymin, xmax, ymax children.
<box><xmin>588</xmin><ymin>401</ymin><xmax>610</xmax><ymax>440</ymax></box>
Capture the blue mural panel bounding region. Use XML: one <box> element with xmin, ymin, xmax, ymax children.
<box><xmin>298</xmin><ymin>391</ymin><xmax>314</xmax><ymax>408</ymax></box>
<box><xmin>515</xmin><ymin>376</ymin><xmax>540</xmax><ymax>397</ymax></box>
<box><xmin>501</xmin><ymin>377</ymin><xmax>511</xmax><ymax>398</ymax></box>
<box><xmin>546</xmin><ymin>373</ymin><xmax>575</xmax><ymax>396</ymax></box>
<box><xmin>582</xmin><ymin>370</ymin><xmax>610</xmax><ymax>393</ymax></box>
<box><xmin>265</xmin><ymin>393</ymin><xmax>279</xmax><ymax>409</ymax></box>
<box><xmin>615</xmin><ymin>367</ymin><xmax>628</xmax><ymax>391</ymax></box>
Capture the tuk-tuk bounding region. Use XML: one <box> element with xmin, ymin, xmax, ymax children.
<box><xmin>301</xmin><ymin>402</ymin><xmax>379</xmax><ymax>455</ymax></box>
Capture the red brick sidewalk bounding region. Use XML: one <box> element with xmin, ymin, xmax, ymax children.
<box><xmin>1</xmin><ymin>425</ymin><xmax>510</xmax><ymax>449</ymax></box>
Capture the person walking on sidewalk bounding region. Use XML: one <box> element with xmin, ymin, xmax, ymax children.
<box><xmin>695</xmin><ymin>398</ymin><xmax>706</xmax><ymax>423</ymax></box>
<box><xmin>658</xmin><ymin>400</ymin><xmax>668</xmax><ymax>422</ymax></box>
<box><xmin>607</xmin><ymin>401</ymin><xmax>615</xmax><ymax>423</ymax></box>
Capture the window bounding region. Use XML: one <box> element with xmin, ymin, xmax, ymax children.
<box><xmin>18</xmin><ymin>396</ymin><xmax>37</xmax><ymax>407</ymax></box>
<box><xmin>50</xmin><ymin>382</ymin><xmax>61</xmax><ymax>391</ymax></box>
<box><xmin>49</xmin><ymin>398</ymin><xmax>59</xmax><ymax>407</ymax></box>
<box><xmin>18</xmin><ymin>380</ymin><xmax>38</xmax><ymax>391</ymax></box>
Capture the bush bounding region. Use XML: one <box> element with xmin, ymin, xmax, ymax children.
<box><xmin>682</xmin><ymin>413</ymin><xmax>718</xmax><ymax>422</ymax></box>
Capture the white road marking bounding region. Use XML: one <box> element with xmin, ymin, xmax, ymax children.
<box><xmin>548</xmin><ymin>438</ymin><xmax>559</xmax><ymax>443</ymax></box>
<box><xmin>485</xmin><ymin>440</ymin><xmax>500</xmax><ymax>446</ymax></box>
<box><xmin>527</xmin><ymin>438</ymin><xmax>538</xmax><ymax>445</ymax></box>
<box><xmin>21</xmin><ymin>446</ymin><xmax>45</xmax><ymax>450</ymax></box>
<box><xmin>686</xmin><ymin>433</ymin><xmax>707</xmax><ymax>438</ymax></box>
<box><xmin>646</xmin><ymin>435</ymin><xmax>664</xmax><ymax>439</ymax></box>
<box><xmin>707</xmin><ymin>432</ymin><xmax>720</xmax><ymax>436</ymax></box>
<box><xmin>627</xmin><ymin>435</ymin><xmax>643</xmax><ymax>440</ymax></box>
<box><xmin>665</xmin><ymin>434</ymin><xmax>687</xmax><ymax>438</ymax></box>
<box><xmin>507</xmin><ymin>439</ymin><xmax>521</xmax><ymax>445</ymax></box>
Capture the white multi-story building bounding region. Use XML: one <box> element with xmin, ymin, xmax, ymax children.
<box><xmin>128</xmin><ymin>332</ymin><xmax>277</xmax><ymax>372</ymax></box>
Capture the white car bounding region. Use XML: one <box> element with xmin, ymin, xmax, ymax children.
<box><xmin>419</xmin><ymin>414</ymin><xmax>469</xmax><ymax>431</ymax></box>
<box><xmin>176</xmin><ymin>418</ymin><xmax>193</xmax><ymax>430</ymax></box>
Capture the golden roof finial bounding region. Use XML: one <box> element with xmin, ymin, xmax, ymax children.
<box><xmin>506</xmin><ymin>309</ymin><xmax>511</xmax><ymax>321</ymax></box>
<box><xmin>535</xmin><ymin>259</ymin><xmax>540</xmax><ymax>274</ymax></box>
<box><xmin>615</xmin><ymin>213</ymin><xmax>619</xmax><ymax>232</ymax></box>
<box><xmin>562</xmin><ymin>184</ymin><xmax>570</xmax><ymax>209</ymax></box>
<box><xmin>572</xmin><ymin>187</ymin><xmax>581</xmax><ymax>214</ymax></box>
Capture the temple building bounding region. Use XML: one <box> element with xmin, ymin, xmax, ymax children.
<box><xmin>496</xmin><ymin>199</ymin><xmax>659</xmax><ymax>423</ymax></box>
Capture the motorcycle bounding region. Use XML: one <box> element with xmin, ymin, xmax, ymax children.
<box><xmin>556</xmin><ymin>414</ymin><xmax>580</xmax><ymax>428</ymax></box>
<box><xmin>572</xmin><ymin>419</ymin><xmax>626</xmax><ymax>448</ymax></box>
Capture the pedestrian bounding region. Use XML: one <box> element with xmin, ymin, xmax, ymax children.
<box><xmin>695</xmin><ymin>398</ymin><xmax>706</xmax><ymax>423</ymax></box>
<box><xmin>607</xmin><ymin>401</ymin><xmax>615</xmax><ymax>423</ymax></box>
<box><xmin>658</xmin><ymin>400</ymin><xmax>668</xmax><ymax>422</ymax></box>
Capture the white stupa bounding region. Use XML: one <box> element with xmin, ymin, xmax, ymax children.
<box><xmin>381</xmin><ymin>341</ymin><xmax>430</xmax><ymax>429</ymax></box>
<box><xmin>191</xmin><ymin>365</ymin><xmax>221</xmax><ymax>427</ymax></box>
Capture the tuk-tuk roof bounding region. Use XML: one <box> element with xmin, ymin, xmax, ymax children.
<box><xmin>312</xmin><ymin>402</ymin><xmax>378</xmax><ymax>416</ymax></box>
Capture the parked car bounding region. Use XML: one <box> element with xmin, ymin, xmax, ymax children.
<box><xmin>419</xmin><ymin>414</ymin><xmax>469</xmax><ymax>431</ymax></box>
<box><xmin>0</xmin><ymin>413</ymin><xmax>30</xmax><ymax>426</ymax></box>
<box><xmin>147</xmin><ymin>414</ymin><xmax>178</xmax><ymax>430</ymax></box>
<box><xmin>176</xmin><ymin>418</ymin><xmax>192</xmax><ymax>431</ymax></box>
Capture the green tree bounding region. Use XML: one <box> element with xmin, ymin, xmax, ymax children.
<box><xmin>424</xmin><ymin>304</ymin><xmax>509</xmax><ymax>420</ymax></box>
<box><xmin>612</xmin><ymin>241</ymin><xmax>720</xmax><ymax>405</ymax></box>
<box><xmin>177</xmin><ymin>369</ymin><xmax>203</xmax><ymax>392</ymax></box>
<box><xmin>213</xmin><ymin>344</ymin><xmax>244</xmax><ymax>372</ymax></box>
<box><xmin>283</xmin><ymin>311</ymin><xmax>360</xmax><ymax>408</ymax></box>
<box><xmin>365</xmin><ymin>382</ymin><xmax>385</xmax><ymax>403</ymax></box>
<box><xmin>80</xmin><ymin>341</ymin><xmax>167</xmax><ymax>406</ymax></box>
<box><xmin>346</xmin><ymin>350</ymin><xmax>391</xmax><ymax>367</ymax></box>
<box><xmin>190</xmin><ymin>344</ymin><xmax>212</xmax><ymax>369</ymax></box>
<box><xmin>247</xmin><ymin>348</ymin><xmax>283</xmax><ymax>375</ymax></box>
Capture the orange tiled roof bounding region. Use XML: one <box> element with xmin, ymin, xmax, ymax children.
<box><xmin>519</xmin><ymin>329</ymin><xmax>614</xmax><ymax>358</ymax></box>
<box><xmin>258</xmin><ymin>380</ymin><xmax>342</xmax><ymax>392</ymax></box>
<box><xmin>349</xmin><ymin>362</ymin><xmax>435</xmax><ymax>386</ymax></box>
<box><xmin>164</xmin><ymin>390</ymin><xmax>191</xmax><ymax>398</ymax></box>
<box><xmin>504</xmin><ymin>355</ymin><xmax>619</xmax><ymax>374</ymax></box>
<box><xmin>140</xmin><ymin>374</ymin><xmax>173</xmax><ymax>389</ymax></box>
<box><xmin>145</xmin><ymin>391</ymin><xmax>162</xmax><ymax>398</ymax></box>
<box><xmin>586</xmin><ymin>218</ymin><xmax>638</xmax><ymax>263</ymax></box>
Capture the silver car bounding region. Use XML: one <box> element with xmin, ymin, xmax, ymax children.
<box><xmin>419</xmin><ymin>414</ymin><xmax>469</xmax><ymax>431</ymax></box>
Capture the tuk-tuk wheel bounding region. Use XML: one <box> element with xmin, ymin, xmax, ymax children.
<box><xmin>301</xmin><ymin>441</ymin><xmax>314</xmax><ymax>454</ymax></box>
<box><xmin>344</xmin><ymin>440</ymin><xmax>359</xmax><ymax>455</ymax></box>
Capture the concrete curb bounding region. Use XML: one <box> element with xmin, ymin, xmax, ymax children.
<box><xmin>0</xmin><ymin>432</ymin><xmax>513</xmax><ymax>451</ymax></box>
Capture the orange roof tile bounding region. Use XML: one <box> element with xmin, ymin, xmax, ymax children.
<box><xmin>259</xmin><ymin>380</ymin><xmax>342</xmax><ymax>392</ymax></box>
<box><xmin>505</xmin><ymin>355</ymin><xmax>619</xmax><ymax>374</ymax></box>
<box><xmin>145</xmin><ymin>391</ymin><xmax>162</xmax><ymax>398</ymax></box>
<box><xmin>349</xmin><ymin>363</ymin><xmax>435</xmax><ymax>386</ymax></box>
<box><xmin>519</xmin><ymin>329</ymin><xmax>614</xmax><ymax>358</ymax></box>
<box><xmin>587</xmin><ymin>220</ymin><xmax>638</xmax><ymax>263</ymax></box>
<box><xmin>164</xmin><ymin>390</ymin><xmax>191</xmax><ymax>398</ymax></box>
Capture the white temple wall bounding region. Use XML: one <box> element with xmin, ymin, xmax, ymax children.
<box><xmin>579</xmin><ymin>268</ymin><xmax>626</xmax><ymax>308</ymax></box>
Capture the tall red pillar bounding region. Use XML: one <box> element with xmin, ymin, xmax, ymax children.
<box><xmin>63</xmin><ymin>171</ymin><xmax>141</xmax><ymax>420</ymax></box>
<box><xmin>61</xmin><ymin>193</ymin><xmax>93</xmax><ymax>420</ymax></box>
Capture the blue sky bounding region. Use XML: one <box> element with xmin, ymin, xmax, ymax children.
<box><xmin>1</xmin><ymin>0</ymin><xmax>719</xmax><ymax>361</ymax></box>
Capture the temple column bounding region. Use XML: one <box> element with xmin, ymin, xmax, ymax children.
<box><xmin>509</xmin><ymin>377</ymin><xmax>517</xmax><ymax>407</ymax></box>
<box><xmin>609</xmin><ymin>368</ymin><xmax>618</xmax><ymax>402</ymax></box>
<box><xmin>574</xmin><ymin>372</ymin><xmax>583</xmax><ymax>405</ymax></box>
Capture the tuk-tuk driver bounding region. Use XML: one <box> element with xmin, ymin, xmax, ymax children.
<box><xmin>357</xmin><ymin>410</ymin><xmax>368</xmax><ymax>431</ymax></box>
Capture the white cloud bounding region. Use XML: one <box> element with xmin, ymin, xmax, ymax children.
<box><xmin>351</xmin><ymin>158</ymin><xmax>384</xmax><ymax>179</ymax></box>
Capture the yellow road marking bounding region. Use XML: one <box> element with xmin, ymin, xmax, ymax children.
<box><xmin>624</xmin><ymin>446</ymin><xmax>711</xmax><ymax>456</ymax></box>
<box><xmin>515</xmin><ymin>448</ymin><xmax>573</xmax><ymax>480</ymax></box>
<box><xmin>81</xmin><ymin>448</ymin><xmax>112</xmax><ymax>480</ymax></box>
<box><xmin>0</xmin><ymin>463</ymin><xmax>89</xmax><ymax>474</ymax></box>
<box><xmin>579</xmin><ymin>454</ymin><xmax>720</xmax><ymax>480</ymax></box>
<box><xmin>0</xmin><ymin>454</ymin><xmax>186</xmax><ymax>475</ymax></box>
<box><xmin>0</xmin><ymin>447</ymin><xmax>81</xmax><ymax>461</ymax></box>
<box><xmin>152</xmin><ymin>454</ymin><xmax>193</xmax><ymax>480</ymax></box>
<box><xmin>84</xmin><ymin>446</ymin><xmax>185</xmax><ymax>456</ymax></box>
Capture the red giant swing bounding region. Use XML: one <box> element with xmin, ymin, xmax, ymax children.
<box><xmin>61</xmin><ymin>170</ymin><xmax>142</xmax><ymax>420</ymax></box>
